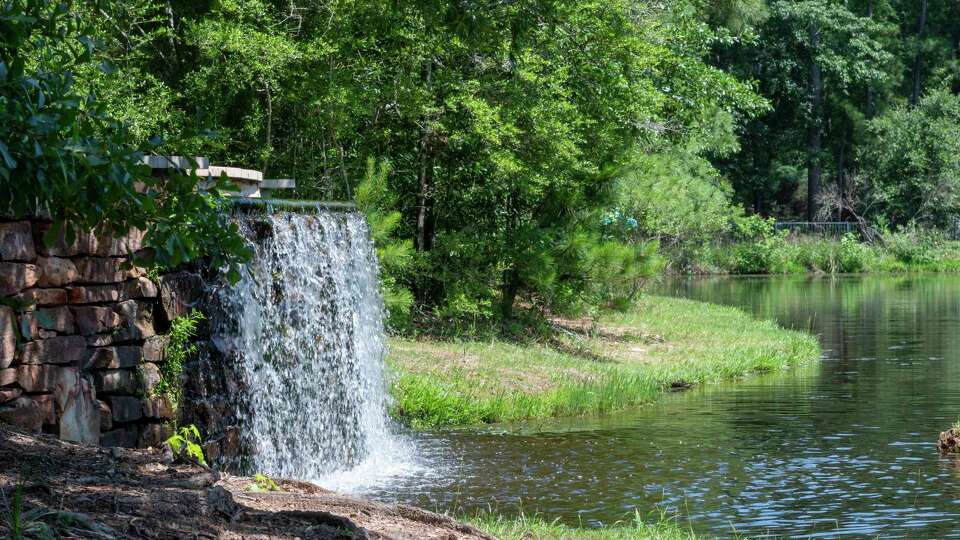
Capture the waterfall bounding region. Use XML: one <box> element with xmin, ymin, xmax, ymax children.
<box><xmin>210</xmin><ymin>209</ymin><xmax>413</xmax><ymax>489</ymax></box>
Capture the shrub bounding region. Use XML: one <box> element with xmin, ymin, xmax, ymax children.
<box><xmin>882</xmin><ymin>225</ymin><xmax>944</xmax><ymax>266</ymax></box>
<box><xmin>835</xmin><ymin>234</ymin><xmax>872</xmax><ymax>273</ymax></box>
<box><xmin>726</xmin><ymin>221</ymin><xmax>800</xmax><ymax>274</ymax></box>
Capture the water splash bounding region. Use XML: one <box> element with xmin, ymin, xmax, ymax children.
<box><xmin>212</xmin><ymin>210</ymin><xmax>414</xmax><ymax>490</ymax></box>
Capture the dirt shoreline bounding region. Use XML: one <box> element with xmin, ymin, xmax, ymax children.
<box><xmin>0</xmin><ymin>425</ymin><xmax>493</xmax><ymax>539</ymax></box>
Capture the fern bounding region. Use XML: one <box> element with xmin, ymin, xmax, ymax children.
<box><xmin>154</xmin><ymin>310</ymin><xmax>205</xmax><ymax>410</ymax></box>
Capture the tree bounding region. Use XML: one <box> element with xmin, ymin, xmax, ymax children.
<box><xmin>714</xmin><ymin>0</ymin><xmax>891</xmax><ymax>219</ymax></box>
<box><xmin>0</xmin><ymin>0</ymin><xmax>249</xmax><ymax>278</ymax></box>
<box><xmin>860</xmin><ymin>90</ymin><xmax>960</xmax><ymax>229</ymax></box>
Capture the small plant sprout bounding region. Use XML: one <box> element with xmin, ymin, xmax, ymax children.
<box><xmin>166</xmin><ymin>424</ymin><xmax>207</xmax><ymax>467</ymax></box>
<box><xmin>246</xmin><ymin>473</ymin><xmax>282</xmax><ymax>493</ymax></box>
<box><xmin>0</xmin><ymin>482</ymin><xmax>54</xmax><ymax>540</ymax></box>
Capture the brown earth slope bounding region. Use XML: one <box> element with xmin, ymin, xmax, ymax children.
<box><xmin>0</xmin><ymin>425</ymin><xmax>493</xmax><ymax>539</ymax></box>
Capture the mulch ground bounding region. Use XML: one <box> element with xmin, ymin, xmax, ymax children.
<box><xmin>0</xmin><ymin>425</ymin><xmax>494</xmax><ymax>539</ymax></box>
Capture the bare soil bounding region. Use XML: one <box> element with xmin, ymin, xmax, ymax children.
<box><xmin>0</xmin><ymin>425</ymin><xmax>494</xmax><ymax>539</ymax></box>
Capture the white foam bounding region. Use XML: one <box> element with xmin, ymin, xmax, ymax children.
<box><xmin>216</xmin><ymin>211</ymin><xmax>416</xmax><ymax>488</ymax></box>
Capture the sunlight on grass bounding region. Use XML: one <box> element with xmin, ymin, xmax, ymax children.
<box><xmin>465</xmin><ymin>510</ymin><xmax>699</xmax><ymax>540</ymax></box>
<box><xmin>387</xmin><ymin>295</ymin><xmax>820</xmax><ymax>428</ymax></box>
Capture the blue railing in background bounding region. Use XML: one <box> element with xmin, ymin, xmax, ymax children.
<box><xmin>774</xmin><ymin>221</ymin><xmax>860</xmax><ymax>239</ymax></box>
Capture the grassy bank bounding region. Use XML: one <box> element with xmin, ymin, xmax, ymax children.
<box><xmin>387</xmin><ymin>295</ymin><xmax>819</xmax><ymax>428</ymax></box>
<box><xmin>467</xmin><ymin>512</ymin><xmax>697</xmax><ymax>540</ymax></box>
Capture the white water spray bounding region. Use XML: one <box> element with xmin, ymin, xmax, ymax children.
<box><xmin>212</xmin><ymin>210</ymin><xmax>414</xmax><ymax>490</ymax></box>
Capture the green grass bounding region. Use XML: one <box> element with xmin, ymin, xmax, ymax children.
<box><xmin>387</xmin><ymin>295</ymin><xmax>820</xmax><ymax>428</ymax></box>
<box><xmin>466</xmin><ymin>511</ymin><xmax>699</xmax><ymax>540</ymax></box>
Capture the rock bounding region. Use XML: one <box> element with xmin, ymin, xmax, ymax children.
<box><xmin>96</xmin><ymin>229</ymin><xmax>144</xmax><ymax>257</ymax></box>
<box><xmin>142</xmin><ymin>395</ymin><xmax>174</xmax><ymax>419</ymax></box>
<box><xmin>143</xmin><ymin>336</ymin><xmax>169</xmax><ymax>363</ymax></box>
<box><xmin>17</xmin><ymin>287</ymin><xmax>68</xmax><ymax>307</ymax></box>
<box><xmin>939</xmin><ymin>427</ymin><xmax>960</xmax><ymax>454</ymax></box>
<box><xmin>125</xmin><ymin>277</ymin><xmax>158</xmax><ymax>299</ymax></box>
<box><xmin>72</xmin><ymin>306</ymin><xmax>122</xmax><ymax>335</ymax></box>
<box><xmin>0</xmin><ymin>306</ymin><xmax>14</xmax><ymax>369</ymax></box>
<box><xmin>100</xmin><ymin>427</ymin><xmax>138</xmax><ymax>448</ymax></box>
<box><xmin>221</xmin><ymin>425</ymin><xmax>242</xmax><ymax>459</ymax></box>
<box><xmin>42</xmin><ymin>306</ymin><xmax>76</xmax><ymax>333</ymax></box>
<box><xmin>67</xmin><ymin>284</ymin><xmax>123</xmax><ymax>304</ymax></box>
<box><xmin>0</xmin><ymin>397</ymin><xmax>43</xmax><ymax>432</ymax></box>
<box><xmin>75</xmin><ymin>257</ymin><xmax>141</xmax><ymax>284</ymax></box>
<box><xmin>182</xmin><ymin>360</ymin><xmax>213</xmax><ymax>397</ymax></box>
<box><xmin>32</xmin><ymin>222</ymin><xmax>98</xmax><ymax>256</ymax></box>
<box><xmin>0</xmin><ymin>306</ymin><xmax>12</xmax><ymax>332</ymax></box>
<box><xmin>1</xmin><ymin>333</ymin><xmax>15</xmax><ymax>370</ymax></box>
<box><xmin>0</xmin><ymin>368</ymin><xmax>16</xmax><ymax>386</ymax></box>
<box><xmin>0</xmin><ymin>222</ymin><xmax>36</xmax><ymax>261</ymax></box>
<box><xmin>140</xmin><ymin>363</ymin><xmax>162</xmax><ymax>394</ymax></box>
<box><xmin>87</xmin><ymin>346</ymin><xmax>142</xmax><ymax>369</ymax></box>
<box><xmin>17</xmin><ymin>311</ymin><xmax>37</xmax><ymax>341</ymax></box>
<box><xmin>21</xmin><ymin>307</ymin><xmax>76</xmax><ymax>336</ymax></box>
<box><xmin>30</xmin><ymin>394</ymin><xmax>56</xmax><ymax>425</ymax></box>
<box><xmin>86</xmin><ymin>334</ymin><xmax>115</xmax><ymax>347</ymax></box>
<box><xmin>113</xmin><ymin>300</ymin><xmax>155</xmax><ymax>340</ymax></box>
<box><xmin>93</xmin><ymin>369</ymin><xmax>138</xmax><ymax>395</ymax></box>
<box><xmin>36</xmin><ymin>257</ymin><xmax>78</xmax><ymax>287</ymax></box>
<box><xmin>109</xmin><ymin>396</ymin><xmax>143</xmax><ymax>423</ymax></box>
<box><xmin>19</xmin><ymin>336</ymin><xmax>87</xmax><ymax>365</ymax></box>
<box><xmin>138</xmin><ymin>422</ymin><xmax>172</xmax><ymax>448</ymax></box>
<box><xmin>17</xmin><ymin>364</ymin><xmax>60</xmax><ymax>392</ymax></box>
<box><xmin>98</xmin><ymin>400</ymin><xmax>112</xmax><ymax>432</ymax></box>
<box><xmin>67</xmin><ymin>278</ymin><xmax>156</xmax><ymax>305</ymax></box>
<box><xmin>203</xmin><ymin>440</ymin><xmax>221</xmax><ymax>464</ymax></box>
<box><xmin>55</xmin><ymin>368</ymin><xmax>100</xmax><ymax>444</ymax></box>
<box><xmin>158</xmin><ymin>272</ymin><xmax>203</xmax><ymax>326</ymax></box>
<box><xmin>0</xmin><ymin>387</ymin><xmax>21</xmax><ymax>403</ymax></box>
<box><xmin>0</xmin><ymin>262</ymin><xmax>39</xmax><ymax>295</ymax></box>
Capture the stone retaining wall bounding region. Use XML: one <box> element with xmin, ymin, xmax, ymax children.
<box><xmin>0</xmin><ymin>219</ymin><xmax>201</xmax><ymax>448</ymax></box>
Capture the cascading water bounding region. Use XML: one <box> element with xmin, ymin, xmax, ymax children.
<box><xmin>210</xmin><ymin>209</ymin><xmax>414</xmax><ymax>490</ymax></box>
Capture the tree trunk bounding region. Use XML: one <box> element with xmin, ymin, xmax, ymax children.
<box><xmin>261</xmin><ymin>79</ymin><xmax>272</xmax><ymax>178</ymax></box>
<box><xmin>837</xmin><ymin>142</ymin><xmax>846</xmax><ymax>220</ymax></box>
<box><xmin>500</xmin><ymin>267</ymin><xmax>520</xmax><ymax>319</ymax></box>
<box><xmin>415</xmin><ymin>60</ymin><xmax>435</xmax><ymax>254</ymax></box>
<box><xmin>866</xmin><ymin>0</ymin><xmax>875</xmax><ymax>116</ymax></box>
<box><xmin>165</xmin><ymin>1</ymin><xmax>178</xmax><ymax>78</ymax></box>
<box><xmin>414</xmin><ymin>155</ymin><xmax>434</xmax><ymax>253</ymax></box>
<box><xmin>912</xmin><ymin>0</ymin><xmax>929</xmax><ymax>105</ymax></box>
<box><xmin>807</xmin><ymin>28</ymin><xmax>823</xmax><ymax>222</ymax></box>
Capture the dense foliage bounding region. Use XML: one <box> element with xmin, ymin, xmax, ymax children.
<box><xmin>7</xmin><ymin>0</ymin><xmax>960</xmax><ymax>325</ymax></box>
<box><xmin>70</xmin><ymin>0</ymin><xmax>763</xmax><ymax>323</ymax></box>
<box><xmin>0</xmin><ymin>0</ymin><xmax>249</xmax><ymax>277</ymax></box>
<box><xmin>711</xmin><ymin>0</ymin><xmax>960</xmax><ymax>229</ymax></box>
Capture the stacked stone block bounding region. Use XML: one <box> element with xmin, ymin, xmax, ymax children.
<box><xmin>0</xmin><ymin>219</ymin><xmax>197</xmax><ymax>448</ymax></box>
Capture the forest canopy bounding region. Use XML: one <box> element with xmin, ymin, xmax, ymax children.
<box><xmin>3</xmin><ymin>0</ymin><xmax>959</xmax><ymax>325</ymax></box>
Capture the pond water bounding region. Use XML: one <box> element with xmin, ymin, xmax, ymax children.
<box><xmin>366</xmin><ymin>275</ymin><xmax>960</xmax><ymax>538</ymax></box>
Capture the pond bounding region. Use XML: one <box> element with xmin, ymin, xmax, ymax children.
<box><xmin>366</xmin><ymin>275</ymin><xmax>960</xmax><ymax>538</ymax></box>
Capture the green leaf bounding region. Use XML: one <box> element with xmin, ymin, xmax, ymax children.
<box><xmin>0</xmin><ymin>141</ymin><xmax>17</xmax><ymax>169</ymax></box>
